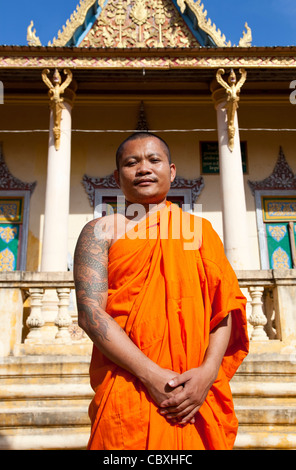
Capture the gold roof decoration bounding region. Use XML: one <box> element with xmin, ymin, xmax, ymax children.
<box><xmin>27</xmin><ymin>21</ymin><xmax>41</xmax><ymax>46</ymax></box>
<box><xmin>80</xmin><ymin>0</ymin><xmax>201</xmax><ymax>48</ymax></box>
<box><xmin>48</xmin><ymin>0</ymin><xmax>99</xmax><ymax>46</ymax></box>
<box><xmin>239</xmin><ymin>23</ymin><xmax>252</xmax><ymax>47</ymax></box>
<box><xmin>177</xmin><ymin>0</ymin><xmax>231</xmax><ymax>47</ymax></box>
<box><xmin>47</xmin><ymin>0</ymin><xmax>251</xmax><ymax>48</ymax></box>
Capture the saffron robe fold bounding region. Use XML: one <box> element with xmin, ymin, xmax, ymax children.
<box><xmin>87</xmin><ymin>202</ymin><xmax>249</xmax><ymax>450</ymax></box>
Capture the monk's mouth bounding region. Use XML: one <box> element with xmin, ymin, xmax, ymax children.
<box><xmin>134</xmin><ymin>179</ymin><xmax>157</xmax><ymax>186</ymax></box>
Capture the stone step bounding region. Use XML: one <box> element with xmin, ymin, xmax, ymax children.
<box><xmin>0</xmin><ymin>355</ymin><xmax>91</xmax><ymax>385</ymax></box>
<box><xmin>0</xmin><ymin>405</ymin><xmax>90</xmax><ymax>428</ymax></box>
<box><xmin>231</xmin><ymin>381</ymin><xmax>296</xmax><ymax>397</ymax></box>
<box><xmin>2</xmin><ymin>426</ymin><xmax>295</xmax><ymax>450</ymax></box>
<box><xmin>3</xmin><ymin>402</ymin><xmax>294</xmax><ymax>428</ymax></box>
<box><xmin>0</xmin><ymin>426</ymin><xmax>90</xmax><ymax>450</ymax></box>
<box><xmin>235</xmin><ymin>425</ymin><xmax>296</xmax><ymax>450</ymax></box>
<box><xmin>235</xmin><ymin>405</ymin><xmax>296</xmax><ymax>425</ymax></box>
<box><xmin>0</xmin><ymin>382</ymin><xmax>93</xmax><ymax>400</ymax></box>
<box><xmin>0</xmin><ymin>353</ymin><xmax>295</xmax><ymax>450</ymax></box>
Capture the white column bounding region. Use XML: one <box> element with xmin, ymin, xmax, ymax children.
<box><xmin>41</xmin><ymin>100</ymin><xmax>73</xmax><ymax>272</ymax></box>
<box><xmin>212</xmin><ymin>85</ymin><xmax>250</xmax><ymax>270</ymax></box>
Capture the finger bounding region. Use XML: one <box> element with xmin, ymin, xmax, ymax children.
<box><xmin>160</xmin><ymin>389</ymin><xmax>187</xmax><ymax>408</ymax></box>
<box><xmin>165</xmin><ymin>400</ymin><xmax>201</xmax><ymax>421</ymax></box>
<box><xmin>165</xmin><ymin>383</ymin><xmax>183</xmax><ymax>396</ymax></box>
<box><xmin>159</xmin><ymin>402</ymin><xmax>189</xmax><ymax>417</ymax></box>
<box><xmin>160</xmin><ymin>398</ymin><xmax>192</xmax><ymax>418</ymax></box>
<box><xmin>179</xmin><ymin>406</ymin><xmax>200</xmax><ymax>425</ymax></box>
<box><xmin>168</xmin><ymin>371</ymin><xmax>190</xmax><ymax>388</ymax></box>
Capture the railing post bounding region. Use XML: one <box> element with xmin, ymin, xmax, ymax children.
<box><xmin>273</xmin><ymin>269</ymin><xmax>296</xmax><ymax>343</ymax></box>
<box><xmin>25</xmin><ymin>288</ymin><xmax>45</xmax><ymax>344</ymax></box>
<box><xmin>248</xmin><ymin>286</ymin><xmax>269</xmax><ymax>341</ymax></box>
<box><xmin>55</xmin><ymin>288</ymin><xmax>72</xmax><ymax>344</ymax></box>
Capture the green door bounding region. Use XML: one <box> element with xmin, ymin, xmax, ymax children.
<box><xmin>266</xmin><ymin>223</ymin><xmax>295</xmax><ymax>269</ymax></box>
<box><xmin>0</xmin><ymin>198</ymin><xmax>23</xmax><ymax>271</ymax></box>
<box><xmin>263</xmin><ymin>196</ymin><xmax>296</xmax><ymax>269</ymax></box>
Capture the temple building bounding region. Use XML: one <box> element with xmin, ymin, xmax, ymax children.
<box><xmin>0</xmin><ymin>0</ymin><xmax>295</xmax><ymax>450</ymax></box>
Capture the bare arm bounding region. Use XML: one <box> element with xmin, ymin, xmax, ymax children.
<box><xmin>159</xmin><ymin>313</ymin><xmax>233</xmax><ymax>424</ymax></box>
<box><xmin>74</xmin><ymin>219</ymin><xmax>181</xmax><ymax>403</ymax></box>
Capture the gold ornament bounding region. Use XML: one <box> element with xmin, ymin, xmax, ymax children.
<box><xmin>27</xmin><ymin>20</ymin><xmax>41</xmax><ymax>46</ymax></box>
<box><xmin>42</xmin><ymin>69</ymin><xmax>73</xmax><ymax>151</ymax></box>
<box><xmin>216</xmin><ymin>68</ymin><xmax>247</xmax><ymax>152</ymax></box>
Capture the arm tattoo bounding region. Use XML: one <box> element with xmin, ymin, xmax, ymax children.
<box><xmin>73</xmin><ymin>220</ymin><xmax>112</xmax><ymax>342</ymax></box>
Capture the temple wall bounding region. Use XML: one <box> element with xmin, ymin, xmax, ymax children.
<box><xmin>0</xmin><ymin>97</ymin><xmax>295</xmax><ymax>271</ymax></box>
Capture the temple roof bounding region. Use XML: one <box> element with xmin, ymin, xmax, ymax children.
<box><xmin>27</xmin><ymin>0</ymin><xmax>252</xmax><ymax>49</ymax></box>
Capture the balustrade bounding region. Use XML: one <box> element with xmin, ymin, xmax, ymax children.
<box><xmin>25</xmin><ymin>288</ymin><xmax>45</xmax><ymax>344</ymax></box>
<box><xmin>55</xmin><ymin>288</ymin><xmax>73</xmax><ymax>344</ymax></box>
<box><xmin>24</xmin><ymin>285</ymin><xmax>80</xmax><ymax>345</ymax></box>
<box><xmin>248</xmin><ymin>286</ymin><xmax>269</xmax><ymax>341</ymax></box>
<box><xmin>0</xmin><ymin>270</ymin><xmax>295</xmax><ymax>356</ymax></box>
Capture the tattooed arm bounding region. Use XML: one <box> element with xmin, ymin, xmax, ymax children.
<box><xmin>73</xmin><ymin>218</ymin><xmax>181</xmax><ymax>404</ymax></box>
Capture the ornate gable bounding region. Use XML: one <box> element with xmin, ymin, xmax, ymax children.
<box><xmin>80</xmin><ymin>0</ymin><xmax>201</xmax><ymax>48</ymax></box>
<box><xmin>44</xmin><ymin>0</ymin><xmax>251</xmax><ymax>48</ymax></box>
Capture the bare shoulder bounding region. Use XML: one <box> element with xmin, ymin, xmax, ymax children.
<box><xmin>76</xmin><ymin>216</ymin><xmax>114</xmax><ymax>249</ymax></box>
<box><xmin>73</xmin><ymin>217</ymin><xmax>112</xmax><ymax>272</ymax></box>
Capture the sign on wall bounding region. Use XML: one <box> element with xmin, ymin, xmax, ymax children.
<box><xmin>200</xmin><ymin>141</ymin><xmax>248</xmax><ymax>174</ymax></box>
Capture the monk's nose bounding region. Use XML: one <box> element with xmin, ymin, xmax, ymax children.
<box><xmin>136</xmin><ymin>162</ymin><xmax>152</xmax><ymax>175</ymax></box>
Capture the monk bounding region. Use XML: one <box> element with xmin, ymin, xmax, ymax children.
<box><xmin>73</xmin><ymin>132</ymin><xmax>249</xmax><ymax>450</ymax></box>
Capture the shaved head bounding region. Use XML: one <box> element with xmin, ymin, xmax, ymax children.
<box><xmin>115</xmin><ymin>132</ymin><xmax>171</xmax><ymax>170</ymax></box>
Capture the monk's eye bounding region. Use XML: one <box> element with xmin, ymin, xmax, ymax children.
<box><xmin>125</xmin><ymin>160</ymin><xmax>137</xmax><ymax>167</ymax></box>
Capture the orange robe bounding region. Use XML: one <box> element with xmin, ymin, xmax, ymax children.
<box><xmin>87</xmin><ymin>202</ymin><xmax>249</xmax><ymax>450</ymax></box>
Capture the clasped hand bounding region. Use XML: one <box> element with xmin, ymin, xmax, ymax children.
<box><xmin>157</xmin><ymin>365</ymin><xmax>215</xmax><ymax>426</ymax></box>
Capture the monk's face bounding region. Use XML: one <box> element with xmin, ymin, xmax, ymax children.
<box><xmin>114</xmin><ymin>137</ymin><xmax>176</xmax><ymax>205</ymax></box>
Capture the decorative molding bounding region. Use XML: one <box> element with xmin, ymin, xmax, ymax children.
<box><xmin>170</xmin><ymin>175</ymin><xmax>204</xmax><ymax>208</ymax></box>
<box><xmin>82</xmin><ymin>173</ymin><xmax>119</xmax><ymax>207</ymax></box>
<box><xmin>0</xmin><ymin>145</ymin><xmax>36</xmax><ymax>193</ymax></box>
<box><xmin>248</xmin><ymin>147</ymin><xmax>296</xmax><ymax>194</ymax></box>
<box><xmin>82</xmin><ymin>173</ymin><xmax>204</xmax><ymax>209</ymax></box>
<box><xmin>2</xmin><ymin>52</ymin><xmax>296</xmax><ymax>70</ymax></box>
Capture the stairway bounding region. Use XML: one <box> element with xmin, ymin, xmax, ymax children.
<box><xmin>0</xmin><ymin>352</ymin><xmax>295</xmax><ymax>450</ymax></box>
<box><xmin>232</xmin><ymin>353</ymin><xmax>296</xmax><ymax>450</ymax></box>
<box><xmin>0</xmin><ymin>355</ymin><xmax>93</xmax><ymax>450</ymax></box>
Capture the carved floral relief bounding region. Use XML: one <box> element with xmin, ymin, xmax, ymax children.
<box><xmin>80</xmin><ymin>0</ymin><xmax>200</xmax><ymax>48</ymax></box>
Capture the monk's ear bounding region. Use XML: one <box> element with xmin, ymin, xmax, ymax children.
<box><xmin>114</xmin><ymin>169</ymin><xmax>120</xmax><ymax>188</ymax></box>
<box><xmin>170</xmin><ymin>163</ymin><xmax>176</xmax><ymax>183</ymax></box>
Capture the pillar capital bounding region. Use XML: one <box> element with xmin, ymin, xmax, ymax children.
<box><xmin>42</xmin><ymin>68</ymin><xmax>77</xmax><ymax>150</ymax></box>
<box><xmin>211</xmin><ymin>68</ymin><xmax>247</xmax><ymax>152</ymax></box>
<box><xmin>210</xmin><ymin>79</ymin><xmax>228</xmax><ymax>109</ymax></box>
<box><xmin>63</xmin><ymin>79</ymin><xmax>77</xmax><ymax>107</ymax></box>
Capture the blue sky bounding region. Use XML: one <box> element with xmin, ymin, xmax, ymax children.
<box><xmin>0</xmin><ymin>0</ymin><xmax>295</xmax><ymax>47</ymax></box>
